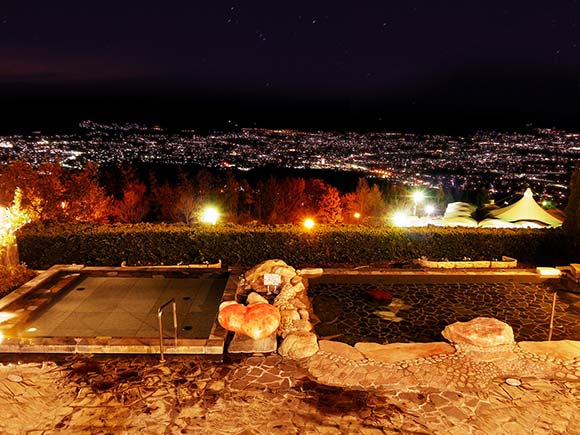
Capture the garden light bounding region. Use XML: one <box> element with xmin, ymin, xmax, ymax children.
<box><xmin>412</xmin><ymin>190</ymin><xmax>424</xmax><ymax>216</ymax></box>
<box><xmin>200</xmin><ymin>206</ymin><xmax>220</xmax><ymax>225</ymax></box>
<box><xmin>392</xmin><ymin>211</ymin><xmax>409</xmax><ymax>227</ymax></box>
<box><xmin>303</xmin><ymin>218</ymin><xmax>315</xmax><ymax>229</ymax></box>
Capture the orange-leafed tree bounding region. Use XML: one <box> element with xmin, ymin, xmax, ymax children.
<box><xmin>0</xmin><ymin>188</ymin><xmax>39</xmax><ymax>267</ymax></box>
<box><xmin>343</xmin><ymin>178</ymin><xmax>386</xmax><ymax>224</ymax></box>
<box><xmin>317</xmin><ymin>186</ymin><xmax>343</xmax><ymax>224</ymax></box>
<box><xmin>63</xmin><ymin>163</ymin><xmax>112</xmax><ymax>223</ymax></box>
<box><xmin>0</xmin><ymin>160</ymin><xmax>65</xmax><ymax>222</ymax></box>
<box><xmin>112</xmin><ymin>181</ymin><xmax>149</xmax><ymax>223</ymax></box>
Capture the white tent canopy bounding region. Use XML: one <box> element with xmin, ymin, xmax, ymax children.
<box><xmin>488</xmin><ymin>188</ymin><xmax>563</xmax><ymax>227</ymax></box>
<box><xmin>478</xmin><ymin>218</ymin><xmax>518</xmax><ymax>229</ymax></box>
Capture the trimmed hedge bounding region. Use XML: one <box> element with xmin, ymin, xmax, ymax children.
<box><xmin>0</xmin><ymin>265</ymin><xmax>37</xmax><ymax>297</ymax></box>
<box><xmin>16</xmin><ymin>223</ymin><xmax>571</xmax><ymax>269</ymax></box>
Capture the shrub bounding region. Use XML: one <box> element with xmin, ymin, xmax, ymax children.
<box><xmin>0</xmin><ymin>264</ymin><xmax>37</xmax><ymax>298</ymax></box>
<box><xmin>17</xmin><ymin>223</ymin><xmax>570</xmax><ymax>269</ymax></box>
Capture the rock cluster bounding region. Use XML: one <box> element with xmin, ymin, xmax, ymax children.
<box><xmin>242</xmin><ymin>259</ymin><xmax>319</xmax><ymax>359</ymax></box>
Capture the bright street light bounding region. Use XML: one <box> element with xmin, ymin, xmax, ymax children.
<box><xmin>412</xmin><ymin>190</ymin><xmax>424</xmax><ymax>216</ymax></box>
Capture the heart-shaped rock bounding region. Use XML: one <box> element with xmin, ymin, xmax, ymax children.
<box><xmin>218</xmin><ymin>303</ymin><xmax>281</xmax><ymax>340</ymax></box>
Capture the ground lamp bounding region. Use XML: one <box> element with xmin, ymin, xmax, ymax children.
<box><xmin>392</xmin><ymin>211</ymin><xmax>409</xmax><ymax>227</ymax></box>
<box><xmin>200</xmin><ymin>206</ymin><xmax>220</xmax><ymax>225</ymax></box>
<box><xmin>303</xmin><ymin>218</ymin><xmax>315</xmax><ymax>229</ymax></box>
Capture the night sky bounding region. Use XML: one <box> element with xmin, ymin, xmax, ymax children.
<box><xmin>1</xmin><ymin>1</ymin><xmax>580</xmax><ymax>132</ymax></box>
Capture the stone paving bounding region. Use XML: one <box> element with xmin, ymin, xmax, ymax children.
<box><xmin>310</xmin><ymin>281</ymin><xmax>580</xmax><ymax>345</ymax></box>
<box><xmin>0</xmin><ymin>350</ymin><xmax>579</xmax><ymax>434</ymax></box>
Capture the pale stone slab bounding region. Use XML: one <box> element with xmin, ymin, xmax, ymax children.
<box><xmin>319</xmin><ymin>340</ymin><xmax>366</xmax><ymax>361</ymax></box>
<box><xmin>536</xmin><ymin>267</ymin><xmax>561</xmax><ymax>277</ymax></box>
<box><xmin>518</xmin><ymin>340</ymin><xmax>580</xmax><ymax>361</ymax></box>
<box><xmin>246</xmin><ymin>292</ymin><xmax>268</xmax><ymax>305</ymax></box>
<box><xmin>228</xmin><ymin>332</ymin><xmax>277</xmax><ymax>354</ymax></box>
<box><xmin>442</xmin><ymin>317</ymin><xmax>515</xmax><ymax>347</ymax></box>
<box><xmin>278</xmin><ymin>332</ymin><xmax>318</xmax><ymax>359</ymax></box>
<box><xmin>354</xmin><ymin>342</ymin><xmax>455</xmax><ymax>363</ymax></box>
<box><xmin>298</xmin><ymin>268</ymin><xmax>324</xmax><ymax>277</ymax></box>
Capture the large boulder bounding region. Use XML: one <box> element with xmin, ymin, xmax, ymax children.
<box><xmin>278</xmin><ymin>332</ymin><xmax>319</xmax><ymax>359</ymax></box>
<box><xmin>218</xmin><ymin>302</ymin><xmax>281</xmax><ymax>340</ymax></box>
<box><xmin>244</xmin><ymin>259</ymin><xmax>297</xmax><ymax>294</ymax></box>
<box><xmin>442</xmin><ymin>317</ymin><xmax>515</xmax><ymax>348</ymax></box>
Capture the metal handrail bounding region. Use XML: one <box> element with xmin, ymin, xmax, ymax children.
<box><xmin>158</xmin><ymin>298</ymin><xmax>178</xmax><ymax>363</ymax></box>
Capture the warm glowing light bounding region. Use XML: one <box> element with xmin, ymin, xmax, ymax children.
<box><xmin>392</xmin><ymin>212</ymin><xmax>409</xmax><ymax>227</ymax></box>
<box><xmin>424</xmin><ymin>204</ymin><xmax>435</xmax><ymax>216</ymax></box>
<box><xmin>0</xmin><ymin>188</ymin><xmax>35</xmax><ymax>248</ymax></box>
<box><xmin>26</xmin><ymin>327</ymin><xmax>38</xmax><ymax>332</ymax></box>
<box><xmin>353</xmin><ymin>212</ymin><xmax>361</xmax><ymax>220</ymax></box>
<box><xmin>200</xmin><ymin>206</ymin><xmax>220</xmax><ymax>225</ymax></box>
<box><xmin>0</xmin><ymin>312</ymin><xmax>16</xmax><ymax>323</ymax></box>
<box><xmin>303</xmin><ymin>218</ymin><xmax>315</xmax><ymax>229</ymax></box>
<box><xmin>413</xmin><ymin>191</ymin><xmax>425</xmax><ymax>203</ymax></box>
<box><xmin>536</xmin><ymin>267</ymin><xmax>561</xmax><ymax>277</ymax></box>
<box><xmin>542</xmin><ymin>200</ymin><xmax>548</xmax><ymax>207</ymax></box>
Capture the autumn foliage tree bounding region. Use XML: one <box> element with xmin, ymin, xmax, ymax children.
<box><xmin>317</xmin><ymin>186</ymin><xmax>343</xmax><ymax>224</ymax></box>
<box><xmin>63</xmin><ymin>163</ymin><xmax>112</xmax><ymax>223</ymax></box>
<box><xmin>343</xmin><ymin>178</ymin><xmax>386</xmax><ymax>224</ymax></box>
<box><xmin>0</xmin><ymin>188</ymin><xmax>38</xmax><ymax>266</ymax></box>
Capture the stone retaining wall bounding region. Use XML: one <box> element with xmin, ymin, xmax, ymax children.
<box><xmin>417</xmin><ymin>256</ymin><xmax>517</xmax><ymax>269</ymax></box>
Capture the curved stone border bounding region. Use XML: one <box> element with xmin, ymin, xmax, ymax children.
<box><xmin>240</xmin><ymin>260</ymin><xmax>580</xmax><ymax>392</ymax></box>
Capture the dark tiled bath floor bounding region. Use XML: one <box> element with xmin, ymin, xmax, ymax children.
<box><xmin>310</xmin><ymin>281</ymin><xmax>580</xmax><ymax>345</ymax></box>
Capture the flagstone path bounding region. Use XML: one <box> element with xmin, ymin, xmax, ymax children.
<box><xmin>1</xmin><ymin>352</ymin><xmax>579</xmax><ymax>434</ymax></box>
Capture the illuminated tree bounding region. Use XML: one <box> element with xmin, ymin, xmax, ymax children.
<box><xmin>0</xmin><ymin>160</ymin><xmax>64</xmax><ymax>221</ymax></box>
<box><xmin>0</xmin><ymin>188</ymin><xmax>39</xmax><ymax>267</ymax></box>
<box><xmin>276</xmin><ymin>177</ymin><xmax>308</xmax><ymax>223</ymax></box>
<box><xmin>317</xmin><ymin>186</ymin><xmax>343</xmax><ymax>224</ymax></box>
<box><xmin>112</xmin><ymin>181</ymin><xmax>149</xmax><ymax>223</ymax></box>
<box><xmin>343</xmin><ymin>178</ymin><xmax>386</xmax><ymax>224</ymax></box>
<box><xmin>64</xmin><ymin>163</ymin><xmax>112</xmax><ymax>223</ymax></box>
